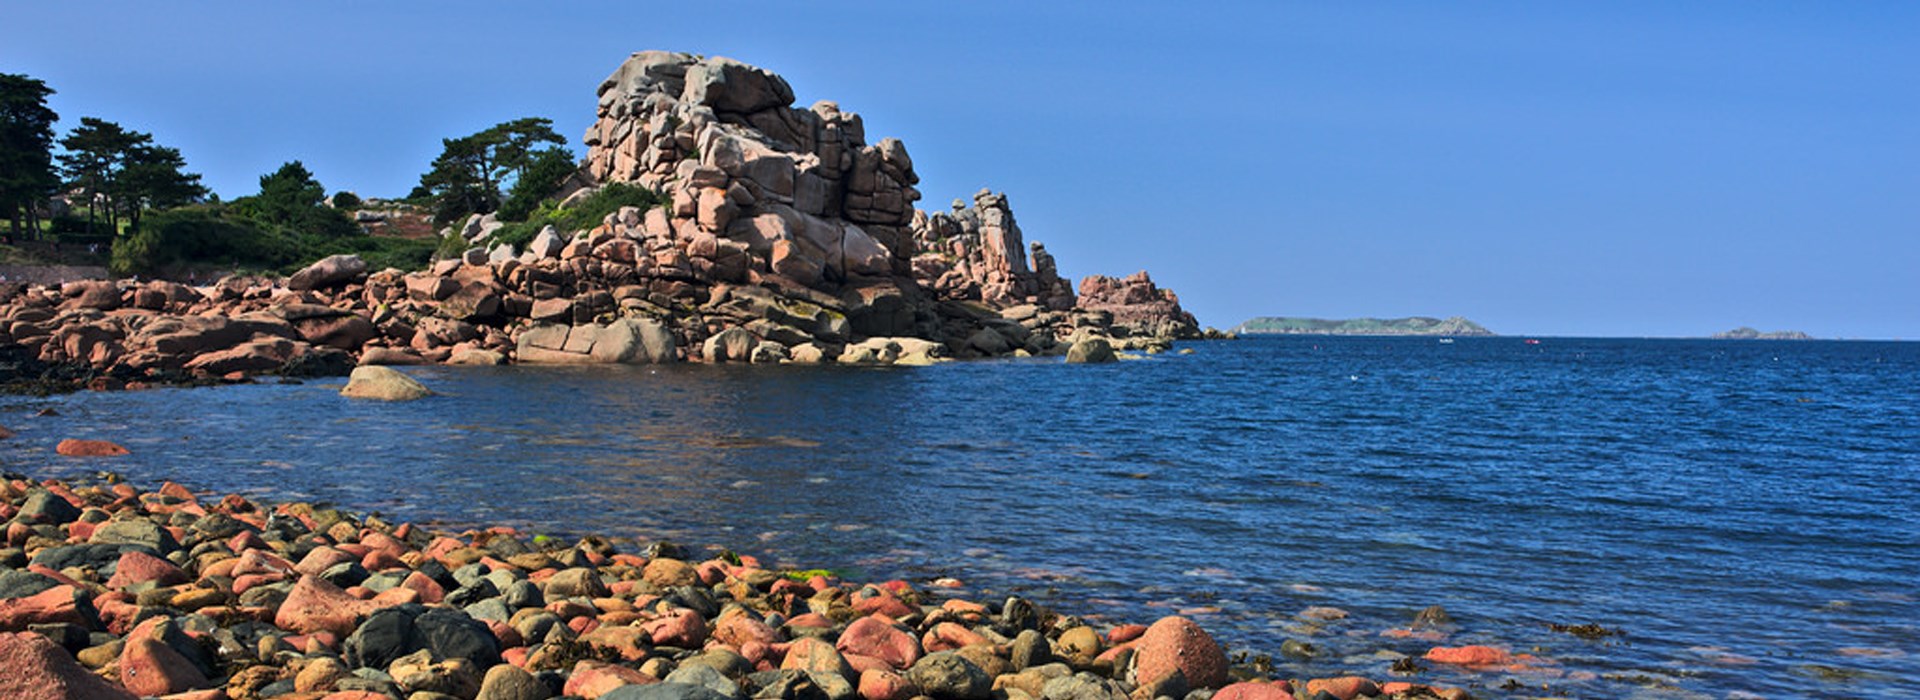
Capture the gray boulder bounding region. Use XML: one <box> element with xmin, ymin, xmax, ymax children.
<box><xmin>288</xmin><ymin>254</ymin><xmax>368</xmax><ymax>291</ymax></box>
<box><xmin>516</xmin><ymin>318</ymin><xmax>677</xmax><ymax>364</ymax></box>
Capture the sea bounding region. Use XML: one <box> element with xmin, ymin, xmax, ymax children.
<box><xmin>2</xmin><ymin>336</ymin><xmax>1914</xmax><ymax>699</ymax></box>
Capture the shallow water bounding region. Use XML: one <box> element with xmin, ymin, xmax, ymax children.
<box><xmin>3</xmin><ymin>337</ymin><xmax>1916</xmax><ymax>698</ymax></box>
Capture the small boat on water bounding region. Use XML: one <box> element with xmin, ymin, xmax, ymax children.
<box><xmin>1525</xmin><ymin>338</ymin><xmax>1542</xmax><ymax>345</ymax></box>
<box><xmin>1438</xmin><ymin>338</ymin><xmax>1455</xmax><ymax>344</ymax></box>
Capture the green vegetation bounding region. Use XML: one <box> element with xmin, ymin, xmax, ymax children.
<box><xmin>1233</xmin><ymin>316</ymin><xmax>1495</xmax><ymax>336</ymax></box>
<box><xmin>109</xmin><ymin>162</ymin><xmax>435</xmax><ymax>277</ymax></box>
<box><xmin>57</xmin><ymin>117</ymin><xmax>206</xmax><ymax>235</ymax></box>
<box><xmin>7</xmin><ymin>70</ymin><xmax>590</xmax><ymax>278</ymax></box>
<box><xmin>414</xmin><ymin>117</ymin><xmax>567</xmax><ymax>226</ymax></box>
<box><xmin>1711</xmin><ymin>327</ymin><xmax>1812</xmax><ymax>340</ymax></box>
<box><xmin>227</xmin><ymin>161</ymin><xmax>359</xmax><ymax>239</ymax></box>
<box><xmin>0</xmin><ymin>73</ymin><xmax>62</xmax><ymax>244</ymax></box>
<box><xmin>489</xmin><ymin>182</ymin><xmax>666</xmax><ymax>250</ymax></box>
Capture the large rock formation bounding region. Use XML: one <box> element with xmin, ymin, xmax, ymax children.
<box><xmin>0</xmin><ymin>51</ymin><xmax>1206</xmax><ymax>388</ymax></box>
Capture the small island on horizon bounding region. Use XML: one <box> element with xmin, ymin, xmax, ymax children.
<box><xmin>1711</xmin><ymin>327</ymin><xmax>1813</xmax><ymax>340</ymax></box>
<box><xmin>1231</xmin><ymin>315</ymin><xmax>1494</xmax><ymax>336</ymax></box>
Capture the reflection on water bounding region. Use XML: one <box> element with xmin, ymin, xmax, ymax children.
<box><xmin>3</xmin><ymin>339</ymin><xmax>1918</xmax><ymax>698</ymax></box>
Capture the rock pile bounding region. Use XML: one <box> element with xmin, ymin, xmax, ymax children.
<box><xmin>0</xmin><ymin>475</ymin><xmax>1473</xmax><ymax>700</ymax></box>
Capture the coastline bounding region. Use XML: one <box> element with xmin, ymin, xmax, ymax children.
<box><xmin>0</xmin><ymin>468</ymin><xmax>1486</xmax><ymax>700</ymax></box>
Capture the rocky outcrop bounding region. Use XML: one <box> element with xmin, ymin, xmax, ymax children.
<box><xmin>0</xmin><ymin>51</ymin><xmax>1208</xmax><ymax>389</ymax></box>
<box><xmin>1075</xmin><ymin>271</ymin><xmax>1200</xmax><ymax>341</ymax></box>
<box><xmin>910</xmin><ymin>190</ymin><xmax>1075</xmax><ymax>311</ymax></box>
<box><xmin>583</xmin><ymin>50</ymin><xmax>921</xmax><ymax>282</ymax></box>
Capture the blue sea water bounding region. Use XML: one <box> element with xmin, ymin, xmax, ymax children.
<box><xmin>2</xmin><ymin>336</ymin><xmax>1915</xmax><ymax>698</ymax></box>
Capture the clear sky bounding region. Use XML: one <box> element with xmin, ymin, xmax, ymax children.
<box><xmin>7</xmin><ymin>2</ymin><xmax>1916</xmax><ymax>338</ymax></box>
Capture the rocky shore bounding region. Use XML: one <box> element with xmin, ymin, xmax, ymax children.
<box><xmin>0</xmin><ymin>51</ymin><xmax>1220</xmax><ymax>392</ymax></box>
<box><xmin>0</xmin><ymin>465</ymin><xmax>1503</xmax><ymax>700</ymax></box>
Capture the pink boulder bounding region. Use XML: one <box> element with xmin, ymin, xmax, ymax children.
<box><xmin>564</xmin><ymin>659</ymin><xmax>656</xmax><ymax>698</ymax></box>
<box><xmin>838</xmin><ymin>615</ymin><xmax>922</xmax><ymax>670</ymax></box>
<box><xmin>106</xmin><ymin>550</ymin><xmax>190</xmax><ymax>589</ymax></box>
<box><xmin>713</xmin><ymin>613</ymin><xmax>779</xmax><ymax>648</ymax></box>
<box><xmin>0</xmin><ymin>631</ymin><xmax>138</xmax><ymax>699</ymax></box>
<box><xmin>642</xmin><ymin>608</ymin><xmax>710</xmax><ymax>648</ymax></box>
<box><xmin>1132</xmin><ymin>616</ymin><xmax>1229</xmax><ymax>689</ymax></box>
<box><xmin>274</xmin><ymin>576</ymin><xmax>377</xmax><ymax>636</ymax></box>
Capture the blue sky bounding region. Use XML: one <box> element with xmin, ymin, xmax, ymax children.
<box><xmin>7</xmin><ymin>2</ymin><xmax>1915</xmax><ymax>338</ymax></box>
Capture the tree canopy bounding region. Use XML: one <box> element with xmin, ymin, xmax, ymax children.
<box><xmin>415</xmin><ymin>117</ymin><xmax>570</xmax><ymax>225</ymax></box>
<box><xmin>56</xmin><ymin>116</ymin><xmax>205</xmax><ymax>234</ymax></box>
<box><xmin>228</xmin><ymin>161</ymin><xmax>356</xmax><ymax>238</ymax></box>
<box><xmin>0</xmin><ymin>73</ymin><xmax>61</xmax><ymax>242</ymax></box>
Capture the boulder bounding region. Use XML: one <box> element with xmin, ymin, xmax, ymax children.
<box><xmin>118</xmin><ymin>635</ymin><xmax>211</xmax><ymax>696</ymax></box>
<box><xmin>702</xmin><ymin>327</ymin><xmax>759</xmax><ymax>362</ymax></box>
<box><xmin>0</xmin><ymin>632</ymin><xmax>138</xmax><ymax>700</ymax></box>
<box><xmin>516</xmin><ymin>318</ymin><xmax>677</xmax><ymax>364</ymax></box>
<box><xmin>906</xmin><ymin>652</ymin><xmax>991</xmax><ymax>700</ymax></box>
<box><xmin>288</xmin><ymin>254</ymin><xmax>369</xmax><ymax>290</ymax></box>
<box><xmin>1131</xmin><ymin>616</ymin><xmax>1228</xmax><ymax>690</ymax></box>
<box><xmin>1065</xmin><ymin>337</ymin><xmax>1116</xmax><ymax>364</ymax></box>
<box><xmin>479</xmin><ymin>662</ymin><xmax>556</xmax><ymax>700</ymax></box>
<box><xmin>275</xmin><ymin>575</ymin><xmax>380</xmax><ymax>636</ymax></box>
<box><xmin>683</xmin><ymin>56</ymin><xmax>795</xmax><ymax>114</ymax></box>
<box><xmin>340</xmin><ymin>365</ymin><xmax>433</xmax><ymax>401</ymax></box>
<box><xmin>0</xmin><ymin>586</ymin><xmax>94</xmax><ymax>632</ymax></box>
<box><xmin>837</xmin><ymin>615</ymin><xmax>921</xmax><ymax>670</ymax></box>
<box><xmin>55</xmin><ymin>439</ymin><xmax>128</xmax><ymax>457</ymax></box>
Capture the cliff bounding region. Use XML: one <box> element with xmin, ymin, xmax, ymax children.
<box><xmin>1232</xmin><ymin>316</ymin><xmax>1493</xmax><ymax>336</ymax></box>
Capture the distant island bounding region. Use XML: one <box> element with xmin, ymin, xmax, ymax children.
<box><xmin>1712</xmin><ymin>327</ymin><xmax>1813</xmax><ymax>340</ymax></box>
<box><xmin>1232</xmin><ymin>316</ymin><xmax>1495</xmax><ymax>336</ymax></box>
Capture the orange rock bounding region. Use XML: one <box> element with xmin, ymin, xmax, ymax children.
<box><xmin>858</xmin><ymin>667</ymin><xmax>918</xmax><ymax>700</ymax></box>
<box><xmin>1133</xmin><ymin>616</ymin><xmax>1230</xmax><ymax>689</ymax></box>
<box><xmin>119</xmin><ymin>635</ymin><xmax>212</xmax><ymax>696</ymax></box>
<box><xmin>1425</xmin><ymin>644</ymin><xmax>1512</xmax><ymax>667</ymax></box>
<box><xmin>0</xmin><ymin>585</ymin><xmax>95</xmax><ymax>631</ymax></box>
<box><xmin>1106</xmin><ymin>624</ymin><xmax>1148</xmax><ymax>644</ymax></box>
<box><xmin>921</xmin><ymin>621</ymin><xmax>987</xmax><ymax>652</ymax></box>
<box><xmin>1304</xmin><ymin>676</ymin><xmax>1378</xmax><ymax>700</ymax></box>
<box><xmin>55</xmin><ymin>439</ymin><xmax>129</xmax><ymax>457</ymax></box>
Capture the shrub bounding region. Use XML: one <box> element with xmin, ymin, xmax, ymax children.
<box><xmin>465</xmin><ymin>182</ymin><xmax>665</xmax><ymax>257</ymax></box>
<box><xmin>110</xmin><ymin>207</ymin><xmax>295</xmax><ymax>277</ymax></box>
<box><xmin>331</xmin><ymin>191</ymin><xmax>362</xmax><ymax>209</ymax></box>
